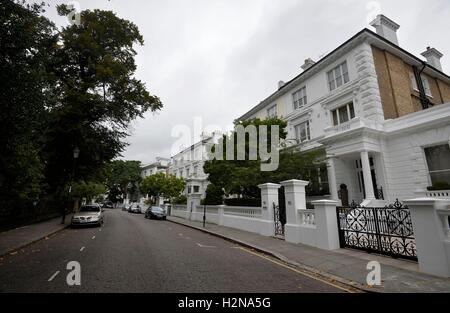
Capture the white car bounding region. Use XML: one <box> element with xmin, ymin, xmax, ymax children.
<box><xmin>129</xmin><ymin>203</ymin><xmax>143</xmax><ymax>214</ymax></box>
<box><xmin>71</xmin><ymin>205</ymin><xmax>104</xmax><ymax>227</ymax></box>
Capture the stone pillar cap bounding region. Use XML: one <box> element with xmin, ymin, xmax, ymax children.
<box><xmin>258</xmin><ymin>183</ymin><xmax>281</xmax><ymax>189</ymax></box>
<box><xmin>280</xmin><ymin>179</ymin><xmax>309</xmax><ymax>187</ymax></box>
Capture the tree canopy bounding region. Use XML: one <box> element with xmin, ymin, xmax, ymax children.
<box><xmin>203</xmin><ymin>118</ymin><xmax>326</xmax><ymax>203</ymax></box>
<box><xmin>104</xmin><ymin>160</ymin><xmax>142</xmax><ymax>202</ymax></box>
<box><xmin>140</xmin><ymin>173</ymin><xmax>185</xmax><ymax>201</ymax></box>
<box><xmin>0</xmin><ymin>1</ymin><xmax>162</xmax><ymax>225</ymax></box>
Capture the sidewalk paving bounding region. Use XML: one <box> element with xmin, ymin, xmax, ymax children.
<box><xmin>168</xmin><ymin>216</ymin><xmax>450</xmax><ymax>293</ymax></box>
<box><xmin>0</xmin><ymin>214</ymin><xmax>72</xmax><ymax>257</ymax></box>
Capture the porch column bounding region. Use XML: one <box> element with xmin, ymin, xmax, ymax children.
<box><xmin>258</xmin><ymin>183</ymin><xmax>281</xmax><ymax>237</ymax></box>
<box><xmin>360</xmin><ymin>150</ymin><xmax>375</xmax><ymax>200</ymax></box>
<box><xmin>327</xmin><ymin>157</ymin><xmax>339</xmax><ymax>201</ymax></box>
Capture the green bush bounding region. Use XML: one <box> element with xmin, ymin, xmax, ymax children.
<box><xmin>172</xmin><ymin>195</ymin><xmax>187</xmax><ymax>205</ymax></box>
<box><xmin>203</xmin><ymin>185</ymin><xmax>224</xmax><ymax>205</ymax></box>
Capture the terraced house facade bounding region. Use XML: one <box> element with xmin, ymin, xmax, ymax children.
<box><xmin>237</xmin><ymin>15</ymin><xmax>450</xmax><ymax>206</ymax></box>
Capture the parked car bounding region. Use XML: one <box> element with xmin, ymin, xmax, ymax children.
<box><xmin>145</xmin><ymin>206</ymin><xmax>167</xmax><ymax>220</ymax></box>
<box><xmin>102</xmin><ymin>201</ymin><xmax>114</xmax><ymax>209</ymax></box>
<box><xmin>129</xmin><ymin>203</ymin><xmax>143</xmax><ymax>214</ymax></box>
<box><xmin>71</xmin><ymin>205</ymin><xmax>104</xmax><ymax>227</ymax></box>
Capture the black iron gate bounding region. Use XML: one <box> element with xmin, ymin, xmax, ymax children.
<box><xmin>336</xmin><ymin>200</ymin><xmax>417</xmax><ymax>261</ymax></box>
<box><xmin>273</xmin><ymin>187</ymin><xmax>286</xmax><ymax>237</ymax></box>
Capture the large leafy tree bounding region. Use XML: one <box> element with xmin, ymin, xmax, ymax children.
<box><xmin>0</xmin><ymin>1</ymin><xmax>57</xmax><ymax>202</ymax></box>
<box><xmin>43</xmin><ymin>5</ymin><xmax>162</xmax><ymax>196</ymax></box>
<box><xmin>140</xmin><ymin>173</ymin><xmax>185</xmax><ymax>203</ymax></box>
<box><xmin>203</xmin><ymin>118</ymin><xmax>325</xmax><ymax>203</ymax></box>
<box><xmin>104</xmin><ymin>160</ymin><xmax>142</xmax><ymax>202</ymax></box>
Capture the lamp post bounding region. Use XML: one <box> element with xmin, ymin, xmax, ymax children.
<box><xmin>62</xmin><ymin>146</ymin><xmax>80</xmax><ymax>224</ymax></box>
<box><xmin>203</xmin><ymin>190</ymin><xmax>207</xmax><ymax>228</ymax></box>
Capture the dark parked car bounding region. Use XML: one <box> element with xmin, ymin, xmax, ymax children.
<box><xmin>145</xmin><ymin>206</ymin><xmax>167</xmax><ymax>220</ymax></box>
<box><xmin>102</xmin><ymin>201</ymin><xmax>114</xmax><ymax>209</ymax></box>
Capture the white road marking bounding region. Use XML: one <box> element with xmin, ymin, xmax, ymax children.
<box><xmin>80</xmin><ymin>246</ymin><xmax>85</xmax><ymax>252</ymax></box>
<box><xmin>196</xmin><ymin>243</ymin><xmax>216</xmax><ymax>248</ymax></box>
<box><xmin>99</xmin><ymin>228</ymin><xmax>102</xmax><ymax>232</ymax></box>
<box><xmin>92</xmin><ymin>236</ymin><xmax>96</xmax><ymax>239</ymax></box>
<box><xmin>178</xmin><ymin>233</ymin><xmax>183</xmax><ymax>237</ymax></box>
<box><xmin>48</xmin><ymin>271</ymin><xmax>60</xmax><ymax>282</ymax></box>
<box><xmin>185</xmin><ymin>237</ymin><xmax>191</xmax><ymax>240</ymax></box>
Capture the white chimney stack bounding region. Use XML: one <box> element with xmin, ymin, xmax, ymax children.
<box><xmin>421</xmin><ymin>47</ymin><xmax>444</xmax><ymax>72</ymax></box>
<box><xmin>301</xmin><ymin>58</ymin><xmax>315</xmax><ymax>71</ymax></box>
<box><xmin>370</xmin><ymin>14</ymin><xmax>400</xmax><ymax>46</ymax></box>
<box><xmin>278</xmin><ymin>80</ymin><xmax>285</xmax><ymax>89</ymax></box>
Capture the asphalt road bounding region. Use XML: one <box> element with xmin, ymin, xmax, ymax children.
<box><xmin>0</xmin><ymin>209</ymin><xmax>346</xmax><ymax>293</ymax></box>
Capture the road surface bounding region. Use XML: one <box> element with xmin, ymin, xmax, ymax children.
<box><xmin>0</xmin><ymin>209</ymin><xmax>347</xmax><ymax>293</ymax></box>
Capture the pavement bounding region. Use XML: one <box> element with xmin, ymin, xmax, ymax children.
<box><xmin>0</xmin><ymin>214</ymin><xmax>73</xmax><ymax>257</ymax></box>
<box><xmin>167</xmin><ymin>216</ymin><xmax>450</xmax><ymax>293</ymax></box>
<box><xmin>0</xmin><ymin>209</ymin><xmax>350</xmax><ymax>293</ymax></box>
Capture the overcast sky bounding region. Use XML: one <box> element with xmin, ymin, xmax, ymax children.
<box><xmin>41</xmin><ymin>0</ymin><xmax>450</xmax><ymax>165</ymax></box>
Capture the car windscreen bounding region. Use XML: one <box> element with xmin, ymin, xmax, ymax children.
<box><xmin>151</xmin><ymin>207</ymin><xmax>164</xmax><ymax>212</ymax></box>
<box><xmin>80</xmin><ymin>206</ymin><xmax>100</xmax><ymax>212</ymax></box>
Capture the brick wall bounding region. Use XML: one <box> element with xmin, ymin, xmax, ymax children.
<box><xmin>372</xmin><ymin>46</ymin><xmax>450</xmax><ymax>119</ymax></box>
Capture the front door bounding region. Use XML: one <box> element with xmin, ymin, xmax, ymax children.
<box><xmin>339</xmin><ymin>184</ymin><xmax>349</xmax><ymax>207</ymax></box>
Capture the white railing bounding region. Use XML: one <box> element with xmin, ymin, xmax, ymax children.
<box><xmin>172</xmin><ymin>204</ymin><xmax>187</xmax><ymax>211</ymax></box>
<box><xmin>323</xmin><ymin>117</ymin><xmax>363</xmax><ymax>137</ymax></box>
<box><xmin>298</xmin><ymin>209</ymin><xmax>316</xmax><ymax>226</ymax></box>
<box><xmin>223</xmin><ymin>206</ymin><xmax>262</xmax><ymax>218</ymax></box>
<box><xmin>195</xmin><ymin>205</ymin><xmax>219</xmax><ymax>214</ymax></box>
<box><xmin>425</xmin><ymin>190</ymin><xmax>450</xmax><ymax>199</ymax></box>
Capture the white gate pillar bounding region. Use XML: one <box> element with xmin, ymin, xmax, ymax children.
<box><xmin>258</xmin><ymin>183</ymin><xmax>281</xmax><ymax>236</ymax></box>
<box><xmin>404</xmin><ymin>198</ymin><xmax>450</xmax><ymax>277</ymax></box>
<box><xmin>312</xmin><ymin>200</ymin><xmax>340</xmax><ymax>250</ymax></box>
<box><xmin>281</xmin><ymin>180</ymin><xmax>309</xmax><ymax>244</ymax></box>
<box><xmin>187</xmin><ymin>193</ymin><xmax>201</xmax><ymax>221</ymax></box>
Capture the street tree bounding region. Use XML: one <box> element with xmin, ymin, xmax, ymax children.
<box><xmin>140</xmin><ymin>173</ymin><xmax>185</xmax><ymax>204</ymax></box>
<box><xmin>42</xmin><ymin>5</ymin><xmax>162</xmax><ymax>199</ymax></box>
<box><xmin>203</xmin><ymin>118</ymin><xmax>324</xmax><ymax>203</ymax></box>
<box><xmin>70</xmin><ymin>181</ymin><xmax>106</xmax><ymax>205</ymax></box>
<box><xmin>104</xmin><ymin>160</ymin><xmax>141</xmax><ymax>202</ymax></box>
<box><xmin>0</xmin><ymin>1</ymin><xmax>57</xmax><ymax>204</ymax></box>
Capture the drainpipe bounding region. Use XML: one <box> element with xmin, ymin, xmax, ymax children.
<box><xmin>413</xmin><ymin>62</ymin><xmax>432</xmax><ymax>110</ymax></box>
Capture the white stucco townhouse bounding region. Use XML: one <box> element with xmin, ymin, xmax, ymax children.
<box><xmin>237</xmin><ymin>15</ymin><xmax>450</xmax><ymax>207</ymax></box>
<box><xmin>168</xmin><ymin>132</ymin><xmax>222</xmax><ymax>199</ymax></box>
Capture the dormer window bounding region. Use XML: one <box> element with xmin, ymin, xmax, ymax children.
<box><xmin>327</xmin><ymin>61</ymin><xmax>349</xmax><ymax>91</ymax></box>
<box><xmin>293</xmin><ymin>87</ymin><xmax>307</xmax><ymax>110</ymax></box>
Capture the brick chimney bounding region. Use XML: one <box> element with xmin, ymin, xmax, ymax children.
<box><xmin>370</xmin><ymin>14</ymin><xmax>400</xmax><ymax>46</ymax></box>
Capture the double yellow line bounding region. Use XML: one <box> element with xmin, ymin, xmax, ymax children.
<box><xmin>237</xmin><ymin>247</ymin><xmax>359</xmax><ymax>293</ymax></box>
